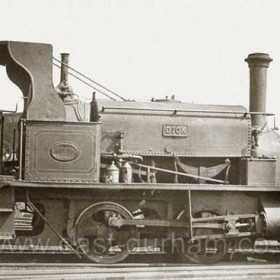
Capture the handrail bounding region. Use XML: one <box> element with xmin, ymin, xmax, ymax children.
<box><xmin>18</xmin><ymin>119</ymin><xmax>24</xmax><ymax>180</ymax></box>
<box><xmin>101</xmin><ymin>106</ymin><xmax>275</xmax><ymax>116</ymax></box>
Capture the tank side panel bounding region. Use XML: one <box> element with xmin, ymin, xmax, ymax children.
<box><xmin>100</xmin><ymin>111</ymin><xmax>251</xmax><ymax>157</ymax></box>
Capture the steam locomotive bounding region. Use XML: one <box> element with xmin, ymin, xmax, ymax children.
<box><xmin>0</xmin><ymin>41</ymin><xmax>279</xmax><ymax>264</ymax></box>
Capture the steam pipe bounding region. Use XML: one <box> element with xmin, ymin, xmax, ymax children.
<box><xmin>245</xmin><ymin>53</ymin><xmax>273</xmax><ymax>128</ymax></box>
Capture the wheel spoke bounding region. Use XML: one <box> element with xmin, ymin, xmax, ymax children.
<box><xmin>78</xmin><ymin>217</ymin><xmax>101</xmax><ymax>237</ymax></box>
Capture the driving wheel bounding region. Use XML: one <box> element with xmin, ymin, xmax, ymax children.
<box><xmin>75</xmin><ymin>202</ymin><xmax>137</xmax><ymax>263</ymax></box>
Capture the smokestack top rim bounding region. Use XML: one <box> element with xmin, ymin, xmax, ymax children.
<box><xmin>245</xmin><ymin>53</ymin><xmax>273</xmax><ymax>68</ymax></box>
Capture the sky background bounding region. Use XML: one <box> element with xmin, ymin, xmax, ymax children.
<box><xmin>0</xmin><ymin>0</ymin><xmax>280</xmax><ymax>124</ymax></box>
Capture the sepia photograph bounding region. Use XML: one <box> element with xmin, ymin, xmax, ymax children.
<box><xmin>0</xmin><ymin>0</ymin><xmax>280</xmax><ymax>279</ymax></box>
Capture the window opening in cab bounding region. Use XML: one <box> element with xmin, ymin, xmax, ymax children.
<box><xmin>0</xmin><ymin>67</ymin><xmax>23</xmax><ymax>173</ymax></box>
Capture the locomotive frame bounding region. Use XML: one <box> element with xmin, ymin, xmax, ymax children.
<box><xmin>0</xmin><ymin>41</ymin><xmax>279</xmax><ymax>264</ymax></box>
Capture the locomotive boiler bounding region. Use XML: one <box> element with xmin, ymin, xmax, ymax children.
<box><xmin>0</xmin><ymin>41</ymin><xmax>279</xmax><ymax>264</ymax></box>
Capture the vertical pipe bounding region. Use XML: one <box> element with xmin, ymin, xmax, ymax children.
<box><xmin>60</xmin><ymin>53</ymin><xmax>70</xmax><ymax>84</ymax></box>
<box><xmin>18</xmin><ymin>119</ymin><xmax>24</xmax><ymax>180</ymax></box>
<box><xmin>12</xmin><ymin>128</ymin><xmax>16</xmax><ymax>162</ymax></box>
<box><xmin>0</xmin><ymin>114</ymin><xmax>4</xmax><ymax>173</ymax></box>
<box><xmin>245</xmin><ymin>53</ymin><xmax>272</xmax><ymax>128</ymax></box>
<box><xmin>56</xmin><ymin>53</ymin><xmax>75</xmax><ymax>102</ymax></box>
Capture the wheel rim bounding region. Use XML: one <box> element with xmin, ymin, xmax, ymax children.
<box><xmin>176</xmin><ymin>210</ymin><xmax>228</xmax><ymax>264</ymax></box>
<box><xmin>75</xmin><ymin>202</ymin><xmax>137</xmax><ymax>264</ymax></box>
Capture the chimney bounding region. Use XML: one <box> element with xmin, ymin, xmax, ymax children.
<box><xmin>245</xmin><ymin>53</ymin><xmax>273</xmax><ymax>128</ymax></box>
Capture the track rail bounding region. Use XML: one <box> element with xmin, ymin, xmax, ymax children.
<box><xmin>0</xmin><ymin>263</ymin><xmax>279</xmax><ymax>279</ymax></box>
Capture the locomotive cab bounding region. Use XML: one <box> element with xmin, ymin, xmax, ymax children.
<box><xmin>0</xmin><ymin>41</ymin><xmax>101</xmax><ymax>183</ymax></box>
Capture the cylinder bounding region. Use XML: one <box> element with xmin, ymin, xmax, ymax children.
<box><xmin>245</xmin><ymin>53</ymin><xmax>273</xmax><ymax>128</ymax></box>
<box><xmin>60</xmin><ymin>53</ymin><xmax>70</xmax><ymax>84</ymax></box>
<box><xmin>260</xmin><ymin>196</ymin><xmax>280</xmax><ymax>238</ymax></box>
